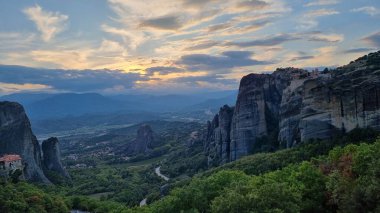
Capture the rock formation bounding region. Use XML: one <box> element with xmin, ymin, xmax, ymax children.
<box><xmin>0</xmin><ymin>101</ymin><xmax>49</xmax><ymax>183</ymax></box>
<box><xmin>230</xmin><ymin>68</ymin><xmax>308</xmax><ymax>161</ymax></box>
<box><xmin>204</xmin><ymin>105</ymin><xmax>234</xmax><ymax>166</ymax></box>
<box><xmin>0</xmin><ymin>101</ymin><xmax>69</xmax><ymax>183</ymax></box>
<box><xmin>42</xmin><ymin>137</ymin><xmax>70</xmax><ymax>179</ymax></box>
<box><xmin>127</xmin><ymin>124</ymin><xmax>155</xmax><ymax>154</ymax></box>
<box><xmin>204</xmin><ymin>51</ymin><xmax>380</xmax><ymax>166</ymax></box>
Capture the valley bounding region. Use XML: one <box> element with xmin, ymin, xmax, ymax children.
<box><xmin>0</xmin><ymin>51</ymin><xmax>380</xmax><ymax>212</ymax></box>
<box><xmin>1</xmin><ymin>0</ymin><xmax>380</xmax><ymax>211</ymax></box>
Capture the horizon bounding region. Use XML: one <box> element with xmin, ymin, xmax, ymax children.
<box><xmin>0</xmin><ymin>0</ymin><xmax>379</xmax><ymax>95</ymax></box>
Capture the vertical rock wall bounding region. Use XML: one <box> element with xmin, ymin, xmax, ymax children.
<box><xmin>204</xmin><ymin>51</ymin><xmax>380</xmax><ymax>166</ymax></box>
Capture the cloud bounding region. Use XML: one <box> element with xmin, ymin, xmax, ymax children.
<box><xmin>235</xmin><ymin>0</ymin><xmax>270</xmax><ymax>10</ymax></box>
<box><xmin>289</xmin><ymin>55</ymin><xmax>315</xmax><ymax>62</ymax></box>
<box><xmin>101</xmin><ymin>24</ymin><xmax>146</xmax><ymax>50</ymax></box>
<box><xmin>145</xmin><ymin>66</ymin><xmax>185</xmax><ymax>75</ymax></box>
<box><xmin>351</xmin><ymin>6</ymin><xmax>380</xmax><ymax>16</ymax></box>
<box><xmin>140</xmin><ymin>15</ymin><xmax>183</xmax><ymax>30</ymax></box>
<box><xmin>298</xmin><ymin>9</ymin><xmax>339</xmax><ymax>29</ymax></box>
<box><xmin>0</xmin><ymin>32</ymin><xmax>37</xmax><ymax>51</ymax></box>
<box><xmin>181</xmin><ymin>0</ymin><xmax>216</xmax><ymax>8</ymax></box>
<box><xmin>98</xmin><ymin>39</ymin><xmax>128</xmax><ymax>56</ymax></box>
<box><xmin>343</xmin><ymin>48</ymin><xmax>375</xmax><ymax>54</ymax></box>
<box><xmin>308</xmin><ymin>33</ymin><xmax>344</xmax><ymax>42</ymax></box>
<box><xmin>207</xmin><ymin>23</ymin><xmax>232</xmax><ymax>33</ymax></box>
<box><xmin>305</xmin><ymin>9</ymin><xmax>339</xmax><ymax>17</ymax></box>
<box><xmin>173</xmin><ymin>74</ymin><xmax>237</xmax><ymax>85</ymax></box>
<box><xmin>3</xmin><ymin>37</ymin><xmax>130</xmax><ymax>70</ymax></box>
<box><xmin>104</xmin><ymin>0</ymin><xmax>290</xmax><ymax>54</ymax></box>
<box><xmin>362</xmin><ymin>32</ymin><xmax>380</xmax><ymax>48</ymax></box>
<box><xmin>207</xmin><ymin>19</ymin><xmax>271</xmax><ymax>36</ymax></box>
<box><xmin>290</xmin><ymin>46</ymin><xmax>338</xmax><ymax>67</ymax></box>
<box><xmin>183</xmin><ymin>40</ymin><xmax>220</xmax><ymax>51</ymax></box>
<box><xmin>0</xmin><ymin>82</ymin><xmax>52</xmax><ymax>95</ymax></box>
<box><xmin>305</xmin><ymin>0</ymin><xmax>340</xmax><ymax>7</ymax></box>
<box><xmin>177</xmin><ymin>51</ymin><xmax>269</xmax><ymax>71</ymax></box>
<box><xmin>0</xmin><ymin>65</ymin><xmax>145</xmax><ymax>93</ymax></box>
<box><xmin>23</xmin><ymin>5</ymin><xmax>68</xmax><ymax>42</ymax></box>
<box><xmin>226</xmin><ymin>34</ymin><xmax>300</xmax><ymax>47</ymax></box>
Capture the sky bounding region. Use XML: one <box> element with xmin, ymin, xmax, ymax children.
<box><xmin>0</xmin><ymin>0</ymin><xmax>379</xmax><ymax>95</ymax></box>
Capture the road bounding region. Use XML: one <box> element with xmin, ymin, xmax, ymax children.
<box><xmin>140</xmin><ymin>166</ymin><xmax>170</xmax><ymax>206</ymax></box>
<box><xmin>155</xmin><ymin>166</ymin><xmax>170</xmax><ymax>181</ymax></box>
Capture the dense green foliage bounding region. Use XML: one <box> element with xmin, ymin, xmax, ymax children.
<box><xmin>142</xmin><ymin>138</ymin><xmax>380</xmax><ymax>213</ymax></box>
<box><xmin>1</xmin><ymin>128</ymin><xmax>378</xmax><ymax>212</ymax></box>
<box><xmin>160</xmin><ymin>138</ymin><xmax>207</xmax><ymax>178</ymax></box>
<box><xmin>0</xmin><ymin>182</ymin><xmax>68</xmax><ymax>213</ymax></box>
<box><xmin>64</xmin><ymin>164</ymin><xmax>164</xmax><ymax>206</ymax></box>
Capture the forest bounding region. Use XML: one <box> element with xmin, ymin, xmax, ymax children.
<box><xmin>1</xmin><ymin>128</ymin><xmax>379</xmax><ymax>213</ymax></box>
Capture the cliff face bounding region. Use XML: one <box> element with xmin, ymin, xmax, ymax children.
<box><xmin>0</xmin><ymin>102</ymin><xmax>49</xmax><ymax>183</ymax></box>
<box><xmin>205</xmin><ymin>51</ymin><xmax>380</xmax><ymax>166</ymax></box>
<box><xmin>204</xmin><ymin>105</ymin><xmax>234</xmax><ymax>165</ymax></box>
<box><xmin>42</xmin><ymin>137</ymin><xmax>70</xmax><ymax>179</ymax></box>
<box><xmin>281</xmin><ymin>52</ymin><xmax>380</xmax><ymax>146</ymax></box>
<box><xmin>230</xmin><ymin>68</ymin><xmax>308</xmax><ymax>160</ymax></box>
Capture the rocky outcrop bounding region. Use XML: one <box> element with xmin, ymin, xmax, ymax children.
<box><xmin>127</xmin><ymin>125</ymin><xmax>155</xmax><ymax>154</ymax></box>
<box><xmin>205</xmin><ymin>51</ymin><xmax>380</xmax><ymax>166</ymax></box>
<box><xmin>280</xmin><ymin>52</ymin><xmax>380</xmax><ymax>146</ymax></box>
<box><xmin>0</xmin><ymin>102</ymin><xmax>49</xmax><ymax>183</ymax></box>
<box><xmin>230</xmin><ymin>68</ymin><xmax>308</xmax><ymax>160</ymax></box>
<box><xmin>204</xmin><ymin>105</ymin><xmax>234</xmax><ymax>165</ymax></box>
<box><xmin>42</xmin><ymin>137</ymin><xmax>70</xmax><ymax>179</ymax></box>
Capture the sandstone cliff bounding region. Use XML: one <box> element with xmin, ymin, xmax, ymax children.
<box><xmin>204</xmin><ymin>51</ymin><xmax>380</xmax><ymax>165</ymax></box>
<box><xmin>42</xmin><ymin>137</ymin><xmax>70</xmax><ymax>179</ymax></box>
<box><xmin>0</xmin><ymin>101</ymin><xmax>49</xmax><ymax>183</ymax></box>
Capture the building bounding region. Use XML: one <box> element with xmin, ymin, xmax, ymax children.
<box><xmin>0</xmin><ymin>154</ymin><xmax>23</xmax><ymax>172</ymax></box>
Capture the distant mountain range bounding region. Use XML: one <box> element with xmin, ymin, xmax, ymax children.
<box><xmin>0</xmin><ymin>91</ymin><xmax>236</xmax><ymax>120</ymax></box>
<box><xmin>0</xmin><ymin>91</ymin><xmax>236</xmax><ymax>135</ymax></box>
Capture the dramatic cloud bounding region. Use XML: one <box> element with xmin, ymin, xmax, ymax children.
<box><xmin>362</xmin><ymin>32</ymin><xmax>380</xmax><ymax>48</ymax></box>
<box><xmin>351</xmin><ymin>6</ymin><xmax>380</xmax><ymax>16</ymax></box>
<box><xmin>0</xmin><ymin>65</ymin><xmax>145</xmax><ymax>93</ymax></box>
<box><xmin>0</xmin><ymin>0</ymin><xmax>378</xmax><ymax>94</ymax></box>
<box><xmin>23</xmin><ymin>5</ymin><xmax>68</xmax><ymax>42</ymax></box>
<box><xmin>178</xmin><ymin>51</ymin><xmax>269</xmax><ymax>71</ymax></box>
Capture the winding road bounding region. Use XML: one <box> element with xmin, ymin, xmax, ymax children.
<box><xmin>139</xmin><ymin>166</ymin><xmax>170</xmax><ymax>207</ymax></box>
<box><xmin>155</xmin><ymin>166</ymin><xmax>170</xmax><ymax>181</ymax></box>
